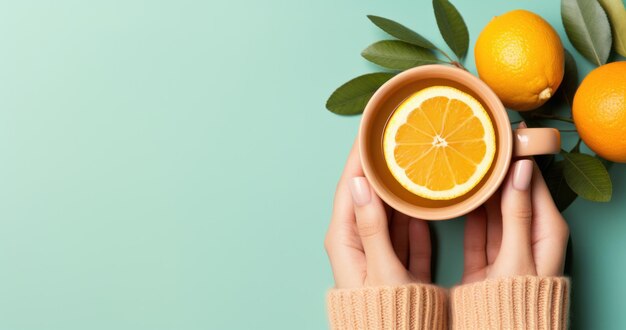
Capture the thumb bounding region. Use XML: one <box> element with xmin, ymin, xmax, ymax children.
<box><xmin>496</xmin><ymin>159</ymin><xmax>536</xmax><ymax>275</ymax></box>
<box><xmin>349</xmin><ymin>177</ymin><xmax>405</xmax><ymax>282</ymax></box>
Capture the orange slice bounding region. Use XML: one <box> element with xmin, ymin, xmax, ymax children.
<box><xmin>383</xmin><ymin>86</ymin><xmax>496</xmax><ymax>200</ymax></box>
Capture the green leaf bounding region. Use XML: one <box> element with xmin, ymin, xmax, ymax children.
<box><xmin>367</xmin><ymin>15</ymin><xmax>436</xmax><ymax>49</ymax></box>
<box><xmin>544</xmin><ymin>160</ymin><xmax>578</xmax><ymax>212</ymax></box>
<box><xmin>598</xmin><ymin>0</ymin><xmax>626</xmax><ymax>57</ymax></box>
<box><xmin>433</xmin><ymin>0</ymin><xmax>469</xmax><ymax>59</ymax></box>
<box><xmin>562</xmin><ymin>152</ymin><xmax>612</xmax><ymax>202</ymax></box>
<box><xmin>361</xmin><ymin>40</ymin><xmax>442</xmax><ymax>70</ymax></box>
<box><xmin>561</xmin><ymin>0</ymin><xmax>612</xmax><ymax>66</ymax></box>
<box><xmin>570</xmin><ymin>138</ymin><xmax>582</xmax><ymax>153</ymax></box>
<box><xmin>326</xmin><ymin>73</ymin><xmax>396</xmax><ymax>115</ymax></box>
<box><xmin>561</xmin><ymin>49</ymin><xmax>579</xmax><ymax>107</ymax></box>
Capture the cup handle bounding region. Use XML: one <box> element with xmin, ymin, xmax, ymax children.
<box><xmin>513</xmin><ymin>128</ymin><xmax>561</xmax><ymax>157</ymax></box>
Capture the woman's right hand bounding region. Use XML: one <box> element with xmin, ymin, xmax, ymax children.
<box><xmin>324</xmin><ymin>140</ymin><xmax>432</xmax><ymax>289</ymax></box>
<box><xmin>461</xmin><ymin>158</ymin><xmax>570</xmax><ymax>283</ymax></box>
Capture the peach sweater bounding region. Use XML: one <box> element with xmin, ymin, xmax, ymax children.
<box><xmin>327</xmin><ymin>276</ymin><xmax>569</xmax><ymax>329</ymax></box>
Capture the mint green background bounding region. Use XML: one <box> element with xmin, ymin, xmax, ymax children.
<box><xmin>0</xmin><ymin>0</ymin><xmax>624</xmax><ymax>329</ymax></box>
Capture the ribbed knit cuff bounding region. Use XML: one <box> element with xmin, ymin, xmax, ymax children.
<box><xmin>326</xmin><ymin>283</ymin><xmax>447</xmax><ymax>330</ymax></box>
<box><xmin>451</xmin><ymin>276</ymin><xmax>570</xmax><ymax>330</ymax></box>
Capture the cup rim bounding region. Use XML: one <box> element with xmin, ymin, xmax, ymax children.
<box><xmin>359</xmin><ymin>65</ymin><xmax>513</xmax><ymax>220</ymax></box>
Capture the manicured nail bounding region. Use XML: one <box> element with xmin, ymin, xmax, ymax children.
<box><xmin>518</xmin><ymin>121</ymin><xmax>527</xmax><ymax>129</ymax></box>
<box><xmin>512</xmin><ymin>159</ymin><xmax>533</xmax><ymax>191</ymax></box>
<box><xmin>349</xmin><ymin>177</ymin><xmax>371</xmax><ymax>206</ymax></box>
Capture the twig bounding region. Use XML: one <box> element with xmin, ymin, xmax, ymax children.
<box><xmin>436</xmin><ymin>47</ymin><xmax>469</xmax><ymax>71</ymax></box>
<box><xmin>436</xmin><ymin>48</ymin><xmax>456</xmax><ymax>63</ymax></box>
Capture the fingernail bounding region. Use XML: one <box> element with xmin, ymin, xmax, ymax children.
<box><xmin>512</xmin><ymin>159</ymin><xmax>533</xmax><ymax>191</ymax></box>
<box><xmin>518</xmin><ymin>121</ymin><xmax>527</xmax><ymax>129</ymax></box>
<box><xmin>349</xmin><ymin>177</ymin><xmax>371</xmax><ymax>206</ymax></box>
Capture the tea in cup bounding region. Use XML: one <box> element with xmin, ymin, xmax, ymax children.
<box><xmin>359</xmin><ymin>65</ymin><xmax>560</xmax><ymax>220</ymax></box>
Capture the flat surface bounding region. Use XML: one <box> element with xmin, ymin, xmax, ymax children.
<box><xmin>0</xmin><ymin>0</ymin><xmax>624</xmax><ymax>329</ymax></box>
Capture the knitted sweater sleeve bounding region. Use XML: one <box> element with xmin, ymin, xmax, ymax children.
<box><xmin>326</xmin><ymin>283</ymin><xmax>447</xmax><ymax>330</ymax></box>
<box><xmin>450</xmin><ymin>276</ymin><xmax>570</xmax><ymax>330</ymax></box>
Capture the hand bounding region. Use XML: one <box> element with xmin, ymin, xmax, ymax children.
<box><xmin>324</xmin><ymin>140</ymin><xmax>432</xmax><ymax>289</ymax></box>
<box><xmin>461</xmin><ymin>158</ymin><xmax>570</xmax><ymax>284</ymax></box>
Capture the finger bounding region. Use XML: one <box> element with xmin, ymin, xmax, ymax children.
<box><xmin>408</xmin><ymin>219</ymin><xmax>431</xmax><ymax>282</ymax></box>
<box><xmin>385</xmin><ymin>204</ymin><xmax>394</xmax><ymax>226</ymax></box>
<box><xmin>390</xmin><ymin>212</ymin><xmax>410</xmax><ymax>267</ymax></box>
<box><xmin>330</xmin><ymin>139</ymin><xmax>364</xmax><ymax>223</ymax></box>
<box><xmin>462</xmin><ymin>207</ymin><xmax>487</xmax><ymax>282</ymax></box>
<box><xmin>485</xmin><ymin>190</ymin><xmax>502</xmax><ymax>264</ymax></box>
<box><xmin>350</xmin><ymin>177</ymin><xmax>404</xmax><ymax>274</ymax></box>
<box><xmin>530</xmin><ymin>164</ymin><xmax>570</xmax><ymax>276</ymax></box>
<box><xmin>325</xmin><ymin>139</ymin><xmax>365</xmax><ymax>288</ymax></box>
<box><xmin>497</xmin><ymin>159</ymin><xmax>536</xmax><ymax>274</ymax></box>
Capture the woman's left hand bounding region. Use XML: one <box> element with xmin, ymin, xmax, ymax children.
<box><xmin>461</xmin><ymin>158</ymin><xmax>570</xmax><ymax>284</ymax></box>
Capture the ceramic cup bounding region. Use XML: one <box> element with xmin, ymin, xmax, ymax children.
<box><xmin>359</xmin><ymin>65</ymin><xmax>560</xmax><ymax>220</ymax></box>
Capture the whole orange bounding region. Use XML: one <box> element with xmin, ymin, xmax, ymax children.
<box><xmin>474</xmin><ymin>10</ymin><xmax>564</xmax><ymax>111</ymax></box>
<box><xmin>573</xmin><ymin>61</ymin><xmax>626</xmax><ymax>163</ymax></box>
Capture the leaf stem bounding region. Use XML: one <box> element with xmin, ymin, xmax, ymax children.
<box><xmin>436</xmin><ymin>47</ymin><xmax>455</xmax><ymax>62</ymax></box>
<box><xmin>436</xmin><ymin>47</ymin><xmax>469</xmax><ymax>71</ymax></box>
<box><xmin>450</xmin><ymin>61</ymin><xmax>468</xmax><ymax>71</ymax></box>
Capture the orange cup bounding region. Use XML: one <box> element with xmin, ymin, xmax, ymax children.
<box><xmin>359</xmin><ymin>65</ymin><xmax>560</xmax><ymax>220</ymax></box>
